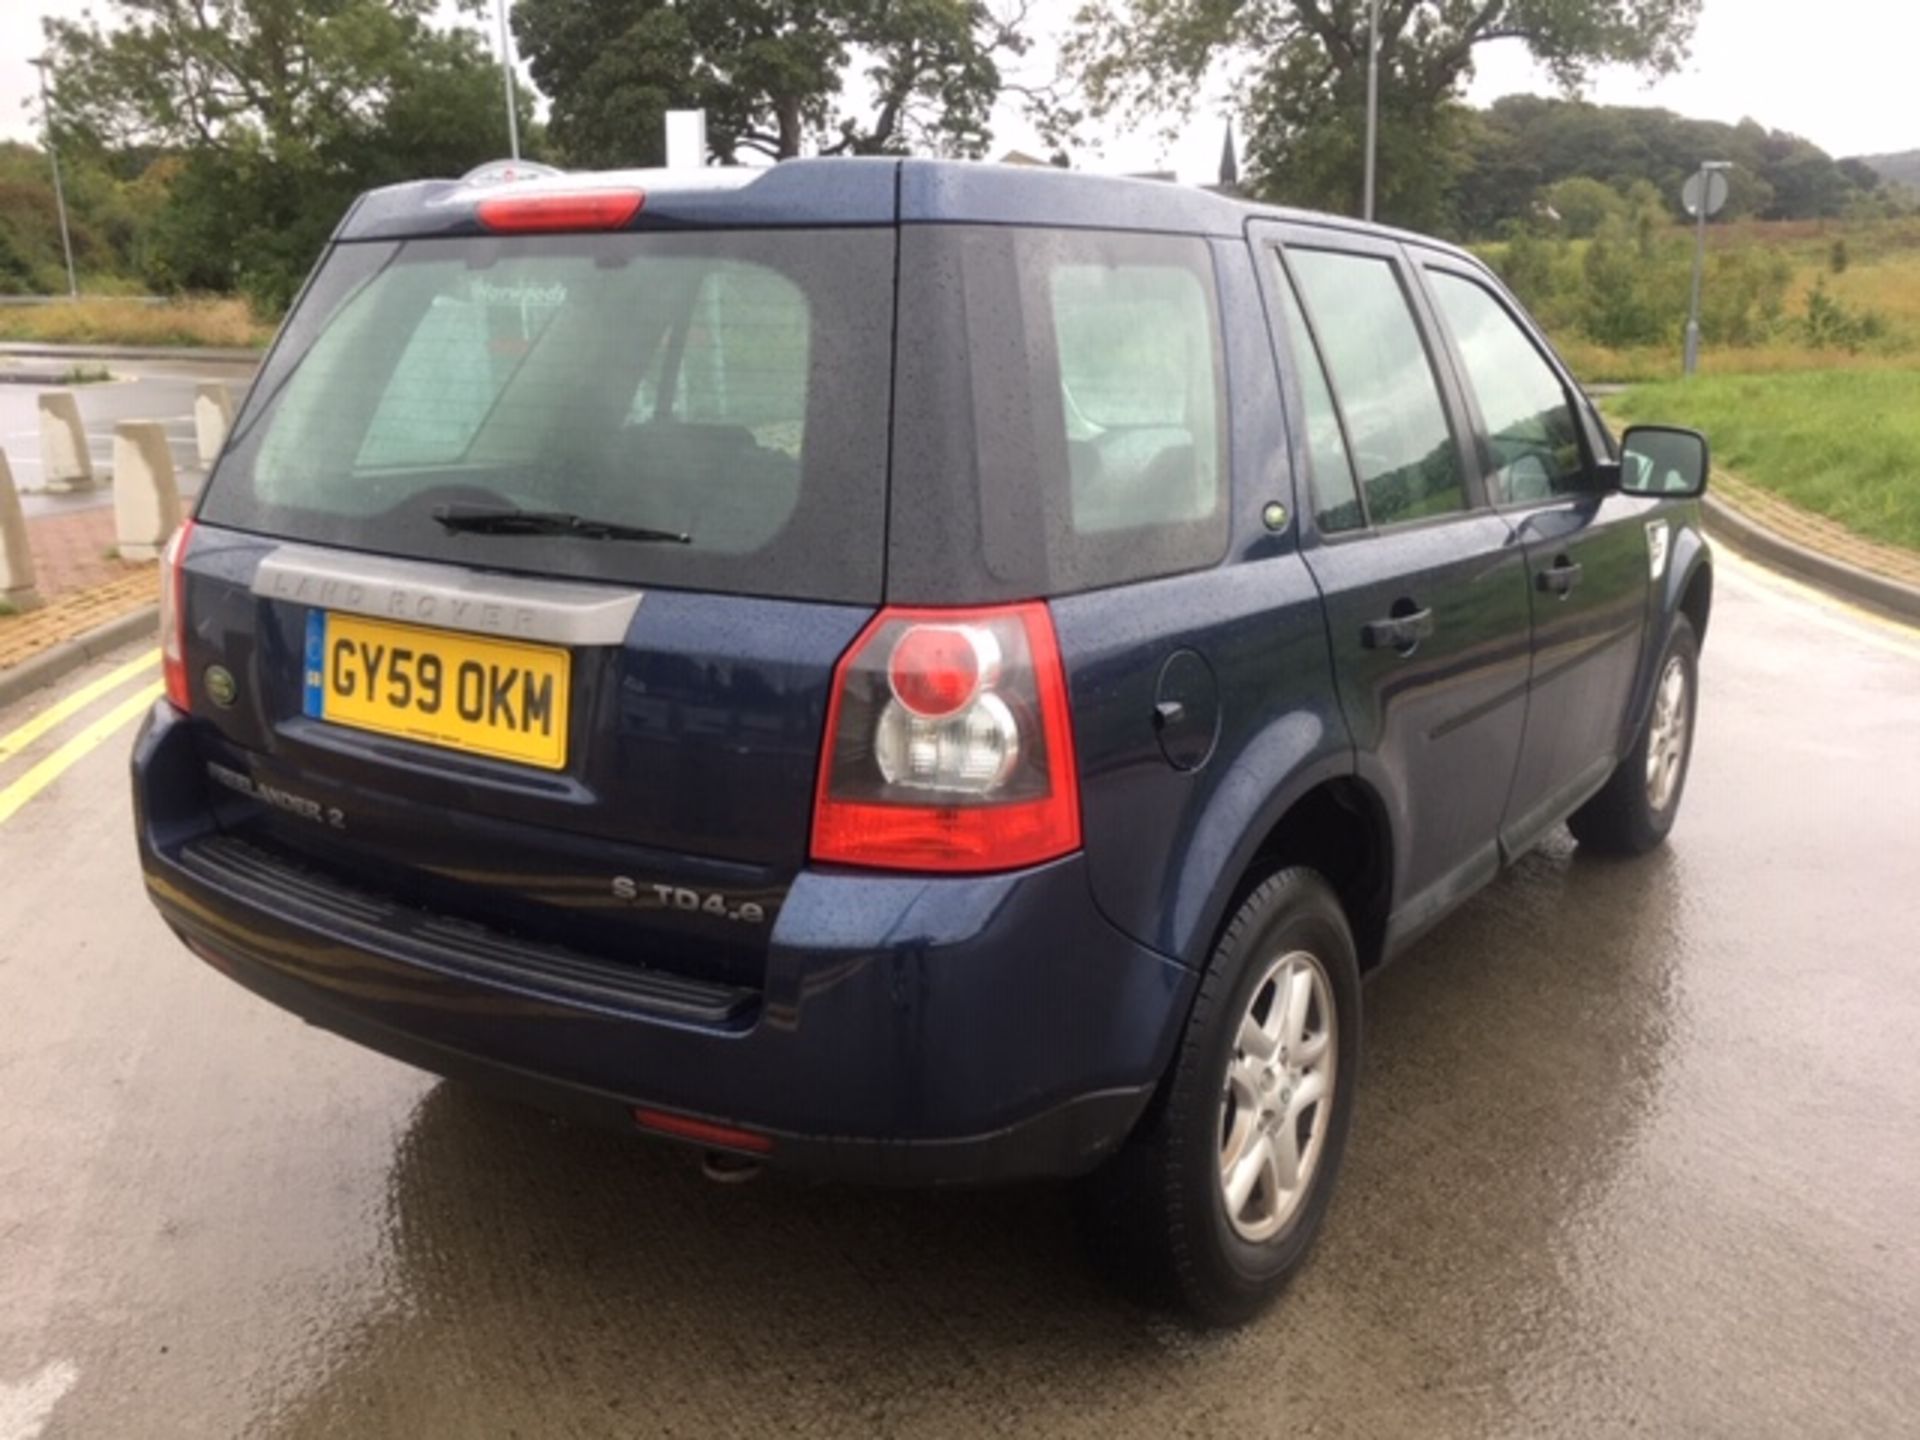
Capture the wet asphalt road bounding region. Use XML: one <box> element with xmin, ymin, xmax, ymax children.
<box><xmin>1</xmin><ymin>549</ymin><xmax>1916</xmax><ymax>1438</ymax></box>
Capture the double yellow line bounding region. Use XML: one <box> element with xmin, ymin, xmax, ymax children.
<box><xmin>1714</xmin><ymin>547</ymin><xmax>1920</xmax><ymax>663</ymax></box>
<box><xmin>0</xmin><ymin>650</ymin><xmax>163</xmax><ymax>826</ymax></box>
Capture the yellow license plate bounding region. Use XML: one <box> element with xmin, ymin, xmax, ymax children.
<box><xmin>303</xmin><ymin>612</ymin><xmax>570</xmax><ymax>770</ymax></box>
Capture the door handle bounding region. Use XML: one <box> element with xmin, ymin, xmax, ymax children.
<box><xmin>1536</xmin><ymin>558</ymin><xmax>1583</xmax><ymax>596</ymax></box>
<box><xmin>1361</xmin><ymin>606</ymin><xmax>1434</xmax><ymax>652</ymax></box>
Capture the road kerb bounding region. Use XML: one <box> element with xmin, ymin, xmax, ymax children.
<box><xmin>0</xmin><ymin>603</ymin><xmax>159</xmax><ymax>713</ymax></box>
<box><xmin>1703</xmin><ymin>494</ymin><xmax>1920</xmax><ymax>630</ymax></box>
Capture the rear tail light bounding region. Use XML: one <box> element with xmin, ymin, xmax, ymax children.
<box><xmin>476</xmin><ymin>189</ymin><xmax>644</xmax><ymax>233</ymax></box>
<box><xmin>159</xmin><ymin>517</ymin><xmax>195</xmax><ymax>711</ymax></box>
<box><xmin>811</xmin><ymin>602</ymin><xmax>1081</xmax><ymax>873</ymax></box>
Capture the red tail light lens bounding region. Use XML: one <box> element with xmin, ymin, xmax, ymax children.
<box><xmin>811</xmin><ymin>602</ymin><xmax>1081</xmax><ymax>873</ymax></box>
<box><xmin>159</xmin><ymin>517</ymin><xmax>195</xmax><ymax>711</ymax></box>
<box><xmin>476</xmin><ymin>189</ymin><xmax>644</xmax><ymax>233</ymax></box>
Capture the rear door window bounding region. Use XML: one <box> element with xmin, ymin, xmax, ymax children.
<box><xmin>1272</xmin><ymin>265</ymin><xmax>1363</xmax><ymax>534</ymax></box>
<box><xmin>205</xmin><ymin>229</ymin><xmax>893</xmax><ymax>604</ymax></box>
<box><xmin>1286</xmin><ymin>248</ymin><xmax>1467</xmax><ymax>527</ymax></box>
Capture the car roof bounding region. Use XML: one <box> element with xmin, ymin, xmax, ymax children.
<box><xmin>334</xmin><ymin>156</ymin><xmax>1481</xmax><ymax>268</ymax></box>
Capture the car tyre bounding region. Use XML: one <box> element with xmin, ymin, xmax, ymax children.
<box><xmin>1077</xmin><ymin>866</ymin><xmax>1361</xmax><ymax>1327</ymax></box>
<box><xmin>1569</xmin><ymin>614</ymin><xmax>1700</xmax><ymax>856</ymax></box>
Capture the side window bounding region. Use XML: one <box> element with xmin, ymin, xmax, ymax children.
<box><xmin>1427</xmin><ymin>270</ymin><xmax>1588</xmax><ymax>503</ymax></box>
<box><xmin>1287</xmin><ymin>248</ymin><xmax>1467</xmax><ymax>527</ymax></box>
<box><xmin>1273</xmin><ymin>263</ymin><xmax>1363</xmax><ymax>533</ymax></box>
<box><xmin>1047</xmin><ymin>258</ymin><xmax>1222</xmax><ymax>536</ymax></box>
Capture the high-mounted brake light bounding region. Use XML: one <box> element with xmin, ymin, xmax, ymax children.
<box><xmin>811</xmin><ymin>602</ymin><xmax>1081</xmax><ymax>873</ymax></box>
<box><xmin>159</xmin><ymin>517</ymin><xmax>195</xmax><ymax>711</ymax></box>
<box><xmin>476</xmin><ymin>189</ymin><xmax>644</xmax><ymax>234</ymax></box>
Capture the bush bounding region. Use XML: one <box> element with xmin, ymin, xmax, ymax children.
<box><xmin>1484</xmin><ymin>212</ymin><xmax>1795</xmax><ymax>353</ymax></box>
<box><xmin>0</xmin><ymin>296</ymin><xmax>273</xmax><ymax>348</ymax></box>
<box><xmin>1702</xmin><ymin>247</ymin><xmax>1793</xmax><ymax>346</ymax></box>
<box><xmin>1798</xmin><ymin>278</ymin><xmax>1887</xmax><ymax>351</ymax></box>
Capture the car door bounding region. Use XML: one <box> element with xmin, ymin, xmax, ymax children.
<box><xmin>1417</xmin><ymin>256</ymin><xmax>1654</xmax><ymax>855</ymax></box>
<box><xmin>1255</xmin><ymin>223</ymin><xmax>1534</xmax><ymax>947</ymax></box>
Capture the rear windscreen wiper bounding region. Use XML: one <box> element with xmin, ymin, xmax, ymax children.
<box><xmin>432</xmin><ymin>504</ymin><xmax>690</xmax><ymax>544</ymax></box>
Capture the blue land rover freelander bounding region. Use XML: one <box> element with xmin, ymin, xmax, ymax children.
<box><xmin>133</xmin><ymin>159</ymin><xmax>1712</xmax><ymax>1324</ymax></box>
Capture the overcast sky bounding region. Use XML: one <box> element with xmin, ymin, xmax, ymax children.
<box><xmin>3</xmin><ymin>0</ymin><xmax>1916</xmax><ymax>184</ymax></box>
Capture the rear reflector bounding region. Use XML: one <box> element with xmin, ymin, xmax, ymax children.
<box><xmin>632</xmin><ymin>1107</ymin><xmax>774</xmax><ymax>1155</ymax></box>
<box><xmin>477</xmin><ymin>189</ymin><xmax>645</xmax><ymax>234</ymax></box>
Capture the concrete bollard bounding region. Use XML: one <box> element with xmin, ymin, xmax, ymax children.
<box><xmin>193</xmin><ymin>381</ymin><xmax>234</xmax><ymax>466</ymax></box>
<box><xmin>112</xmin><ymin>421</ymin><xmax>182</xmax><ymax>563</ymax></box>
<box><xmin>0</xmin><ymin>449</ymin><xmax>45</xmax><ymax>612</ymax></box>
<box><xmin>38</xmin><ymin>391</ymin><xmax>95</xmax><ymax>493</ymax></box>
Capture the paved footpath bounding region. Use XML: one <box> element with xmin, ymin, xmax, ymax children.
<box><xmin>18</xmin><ymin>508</ymin><xmax>131</xmax><ymax>603</ymax></box>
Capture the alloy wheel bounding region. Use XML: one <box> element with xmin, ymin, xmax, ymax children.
<box><xmin>1646</xmin><ymin>655</ymin><xmax>1690</xmax><ymax>813</ymax></box>
<box><xmin>1217</xmin><ymin>950</ymin><xmax>1338</xmax><ymax>1244</ymax></box>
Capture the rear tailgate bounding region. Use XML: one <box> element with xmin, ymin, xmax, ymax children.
<box><xmin>174</xmin><ymin>212</ymin><xmax>896</xmax><ymax>990</ymax></box>
<box><xmin>177</xmin><ymin>529</ymin><xmax>865</xmax><ymax>990</ymax></box>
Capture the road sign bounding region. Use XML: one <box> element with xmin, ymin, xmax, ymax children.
<box><xmin>1682</xmin><ymin>169</ymin><xmax>1729</xmax><ymax>219</ymax></box>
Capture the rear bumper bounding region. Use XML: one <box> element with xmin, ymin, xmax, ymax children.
<box><xmin>134</xmin><ymin>704</ymin><xmax>1193</xmax><ymax>1184</ymax></box>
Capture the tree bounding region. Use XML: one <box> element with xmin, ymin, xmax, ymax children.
<box><xmin>1067</xmin><ymin>0</ymin><xmax>1704</xmax><ymax>229</ymax></box>
<box><xmin>1452</xmin><ymin>96</ymin><xmax>1869</xmax><ymax>236</ymax></box>
<box><xmin>512</xmin><ymin>0</ymin><xmax>1028</xmax><ymax>169</ymax></box>
<box><xmin>41</xmin><ymin>0</ymin><xmax>521</xmax><ymax>311</ymax></box>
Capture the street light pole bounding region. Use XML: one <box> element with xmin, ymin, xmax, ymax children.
<box><xmin>1362</xmin><ymin>0</ymin><xmax>1380</xmax><ymax>222</ymax></box>
<box><xmin>495</xmin><ymin>0</ymin><xmax>521</xmax><ymax>161</ymax></box>
<box><xmin>33</xmin><ymin>59</ymin><xmax>79</xmax><ymax>301</ymax></box>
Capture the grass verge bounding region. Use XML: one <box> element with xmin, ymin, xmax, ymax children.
<box><xmin>0</xmin><ymin>297</ymin><xmax>273</xmax><ymax>349</ymax></box>
<box><xmin>1611</xmin><ymin>369</ymin><xmax>1920</xmax><ymax>552</ymax></box>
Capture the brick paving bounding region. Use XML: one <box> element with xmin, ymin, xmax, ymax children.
<box><xmin>0</xmin><ymin>569</ymin><xmax>156</xmax><ymax>670</ymax></box>
<box><xmin>1711</xmin><ymin>468</ymin><xmax>1920</xmax><ymax>590</ymax></box>
<box><xmin>1</xmin><ymin>505</ymin><xmax>157</xmax><ymax>671</ymax></box>
<box><xmin>17</xmin><ymin>506</ymin><xmax>142</xmax><ymax>602</ymax></box>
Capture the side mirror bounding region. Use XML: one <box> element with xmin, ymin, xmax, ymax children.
<box><xmin>1618</xmin><ymin>425</ymin><xmax>1709</xmax><ymax>499</ymax></box>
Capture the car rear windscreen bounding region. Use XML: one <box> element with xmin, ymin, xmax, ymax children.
<box><xmin>201</xmin><ymin>229</ymin><xmax>895</xmax><ymax>604</ymax></box>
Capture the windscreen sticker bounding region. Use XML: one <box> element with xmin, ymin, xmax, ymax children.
<box><xmin>469</xmin><ymin>278</ymin><xmax>568</xmax><ymax>308</ymax></box>
<box><xmin>303</xmin><ymin>610</ymin><xmax>326</xmax><ymax>718</ymax></box>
